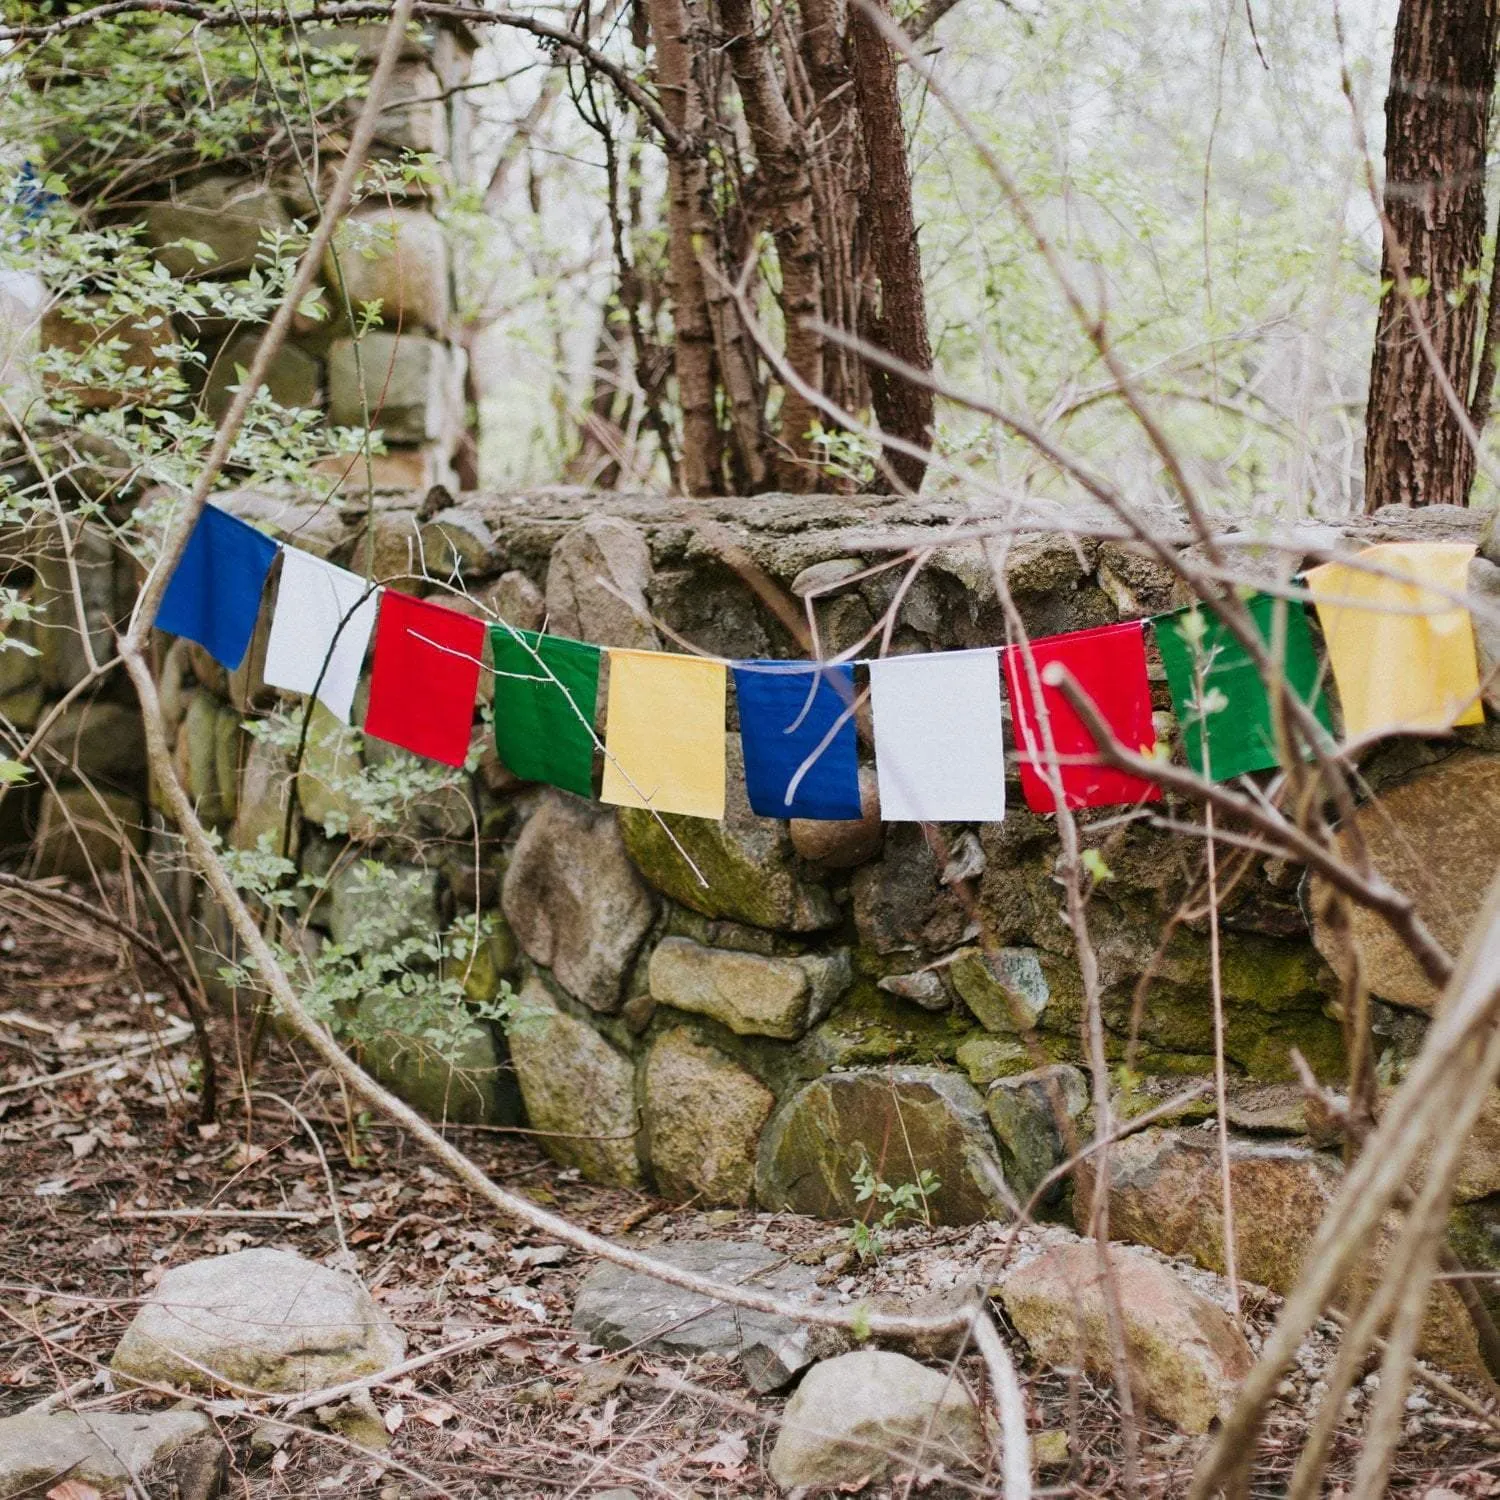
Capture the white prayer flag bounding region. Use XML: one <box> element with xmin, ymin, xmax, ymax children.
<box><xmin>263</xmin><ymin>549</ymin><xmax>379</xmax><ymax>724</ymax></box>
<box><xmin>868</xmin><ymin>648</ymin><xmax>1007</xmax><ymax>822</ymax></box>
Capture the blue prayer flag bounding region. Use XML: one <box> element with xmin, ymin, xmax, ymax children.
<box><xmin>156</xmin><ymin>504</ymin><xmax>279</xmax><ymax>670</ymax></box>
<box><xmin>733</xmin><ymin>660</ymin><xmax>863</xmax><ymax>820</ymax></box>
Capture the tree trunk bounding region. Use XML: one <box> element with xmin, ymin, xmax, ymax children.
<box><xmin>1363</xmin><ymin>0</ymin><xmax>1499</xmax><ymax>511</ymax></box>
<box><xmin>717</xmin><ymin>0</ymin><xmax>826</xmax><ymax>489</ymax></box>
<box><xmin>646</xmin><ymin>0</ymin><xmax>723</xmax><ymax>495</ymax></box>
<box><xmin>850</xmin><ymin>0</ymin><xmax>933</xmax><ymax>491</ymax></box>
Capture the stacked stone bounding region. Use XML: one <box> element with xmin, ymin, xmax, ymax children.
<box><xmin>39</xmin><ymin>23</ymin><xmax>474</xmax><ymax>497</ymax></box>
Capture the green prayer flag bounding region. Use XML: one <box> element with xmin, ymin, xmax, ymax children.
<box><xmin>489</xmin><ymin>627</ymin><xmax>600</xmax><ymax>797</ymax></box>
<box><xmin>1155</xmin><ymin>592</ymin><xmax>1333</xmax><ymax>781</ymax></box>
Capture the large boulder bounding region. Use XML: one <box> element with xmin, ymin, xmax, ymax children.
<box><xmin>506</xmin><ymin>977</ymin><xmax>643</xmax><ymax>1186</ymax></box>
<box><xmin>767</xmin><ymin>1350</ymin><xmax>987</xmax><ymax>1491</ymax></box>
<box><xmin>358</xmin><ymin>1009</ymin><xmax>519</xmax><ymax>1126</ymax></box>
<box><xmin>33</xmin><ymin>786</ymin><xmax>144</xmax><ymax>877</ymax></box>
<box><xmin>756</xmin><ymin>1066</ymin><xmax>1012</xmax><ymax>1224</ymax></box>
<box><xmin>996</xmin><ymin>1240</ymin><xmax>1253</xmax><ymax>1434</ymax></box>
<box><xmin>572</xmin><ymin>1240</ymin><xmax>827</xmax><ymax>1393</ymax></box>
<box><xmin>544</xmin><ymin>514</ymin><xmax>659</xmax><ymax>651</ymax></box>
<box><xmin>111</xmin><ymin>1248</ymin><xmax>404</xmax><ymax>1392</ymax></box>
<box><xmin>1309</xmin><ymin>752</ymin><xmax>1500</xmax><ymax>1011</ymax></box>
<box><xmin>0</xmin><ymin>1411</ymin><xmax>222</xmax><ymax>1500</ymax></box>
<box><xmin>646</xmin><ymin>936</ymin><xmax>849</xmax><ymax>1039</ymax></box>
<box><xmin>619</xmin><ymin>736</ymin><xmax>838</xmax><ymax>933</ymax></box>
<box><xmin>502</xmin><ymin>794</ymin><xmax>657</xmax><ymax>1013</ymax></box>
<box><xmin>985</xmin><ymin>1064</ymin><xmax>1089</xmax><ymax>1200</ymax></box>
<box><xmin>642</xmin><ymin>1028</ymin><xmax>774</xmax><ymax>1205</ymax></box>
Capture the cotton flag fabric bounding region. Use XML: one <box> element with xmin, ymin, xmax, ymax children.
<box><xmin>489</xmin><ymin>627</ymin><xmax>601</xmax><ymax>798</ymax></box>
<box><xmin>733</xmin><ymin>661</ymin><xmax>863</xmax><ymax>820</ymax></box>
<box><xmin>1003</xmin><ymin>620</ymin><xmax>1162</xmax><ymax>813</ymax></box>
<box><xmin>363</xmin><ymin>591</ymin><xmax>484</xmax><ymax>767</ymax></box>
<box><xmin>868</xmin><ymin>649</ymin><xmax>1007</xmax><ymax>823</ymax></box>
<box><xmin>1306</xmin><ymin>542</ymin><xmax>1483</xmax><ymax>741</ymax></box>
<box><xmin>600</xmin><ymin>649</ymin><xmax>727</xmax><ymax>820</ymax></box>
<box><xmin>156</xmin><ymin>504</ymin><xmax>279</xmax><ymax>670</ymax></box>
<box><xmin>263</xmin><ymin>549</ymin><xmax>379</xmax><ymax>724</ymax></box>
<box><xmin>1155</xmin><ymin>593</ymin><xmax>1333</xmax><ymax>781</ymax></box>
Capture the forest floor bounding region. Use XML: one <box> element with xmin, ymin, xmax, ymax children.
<box><xmin>2</xmin><ymin>886</ymin><xmax>1499</xmax><ymax>1498</ymax></box>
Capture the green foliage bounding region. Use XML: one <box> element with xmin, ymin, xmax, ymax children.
<box><xmin>846</xmin><ymin>1161</ymin><xmax>943</xmax><ymax>1261</ymax></box>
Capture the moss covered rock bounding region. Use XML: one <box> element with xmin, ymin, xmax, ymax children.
<box><xmin>950</xmin><ymin>946</ymin><xmax>1049</xmax><ymax>1032</ymax></box>
<box><xmin>359</xmin><ymin>1010</ymin><xmax>519</xmax><ymax>1126</ymax></box>
<box><xmin>618</xmin><ymin>736</ymin><xmax>837</xmax><ymax>933</ymax></box>
<box><xmin>755</xmin><ymin>1065</ymin><xmax>1011</xmax><ymax>1224</ymax></box>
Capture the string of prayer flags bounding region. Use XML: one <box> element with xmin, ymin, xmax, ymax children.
<box><xmin>263</xmin><ymin>549</ymin><xmax>380</xmax><ymax>725</ymax></box>
<box><xmin>1155</xmin><ymin>592</ymin><xmax>1333</xmax><ymax>781</ymax></box>
<box><xmin>1306</xmin><ymin>542</ymin><xmax>1484</xmax><ymax>740</ymax></box>
<box><xmin>489</xmin><ymin>627</ymin><xmax>601</xmax><ymax>798</ymax></box>
<box><xmin>600</xmin><ymin>649</ymin><xmax>727</xmax><ymax>820</ymax></box>
<box><xmin>156</xmin><ymin>504</ymin><xmax>280</xmax><ymax>671</ymax></box>
<box><xmin>1003</xmin><ymin>620</ymin><xmax>1161</xmax><ymax>813</ymax></box>
<box><xmin>363</xmin><ymin>591</ymin><xmax>484</xmax><ymax>767</ymax></box>
<box><xmin>733</xmin><ymin>661</ymin><xmax>863</xmax><ymax>821</ymax></box>
<box><xmin>868</xmin><ymin>649</ymin><xmax>1007</xmax><ymax>822</ymax></box>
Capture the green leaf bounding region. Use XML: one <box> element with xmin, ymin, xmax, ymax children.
<box><xmin>1081</xmin><ymin>848</ymin><xmax>1114</xmax><ymax>883</ymax></box>
<box><xmin>0</xmin><ymin>759</ymin><xmax>31</xmax><ymax>785</ymax></box>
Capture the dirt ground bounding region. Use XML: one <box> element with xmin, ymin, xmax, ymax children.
<box><xmin>3</xmin><ymin>883</ymin><xmax>1499</xmax><ymax>1498</ymax></box>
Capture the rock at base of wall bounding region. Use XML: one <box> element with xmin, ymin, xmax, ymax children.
<box><xmin>642</xmin><ymin>1028</ymin><xmax>774</xmax><ymax>1205</ymax></box>
<box><xmin>359</xmin><ymin>1008</ymin><xmax>520</xmax><ymax>1127</ymax></box>
<box><xmin>571</xmin><ymin>1240</ymin><xmax>828</xmax><ymax>1394</ymax></box>
<box><xmin>502</xmin><ymin>794</ymin><xmax>656</xmax><ymax>1014</ymax></box>
<box><xmin>507</xmin><ymin>977</ymin><xmax>643</xmax><ymax>1187</ymax></box>
<box><xmin>0</xmin><ymin>1410</ymin><xmax>223</xmax><ymax>1500</ymax></box>
<box><xmin>647</xmin><ymin>936</ymin><xmax>849</xmax><ymax>1039</ymax></box>
<box><xmin>111</xmin><ymin>1248</ymin><xmax>404</xmax><ymax>1392</ymax></box>
<box><xmin>618</xmin><ymin>737</ymin><xmax>838</xmax><ymax>934</ymax></box>
<box><xmin>996</xmin><ymin>1239</ymin><xmax>1253</xmax><ymax>1434</ymax></box>
<box><xmin>767</xmin><ymin>1349</ymin><xmax>987</xmax><ymax>1492</ymax></box>
<box><xmin>756</xmin><ymin>1066</ymin><xmax>1012</xmax><ymax>1224</ymax></box>
<box><xmin>985</xmin><ymin>1064</ymin><xmax>1088</xmax><ymax>1200</ymax></box>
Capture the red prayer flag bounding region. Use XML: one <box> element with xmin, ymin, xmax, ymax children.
<box><xmin>364</xmin><ymin>591</ymin><xmax>484</xmax><ymax>767</ymax></box>
<box><xmin>1002</xmin><ymin>620</ymin><xmax>1162</xmax><ymax>813</ymax></box>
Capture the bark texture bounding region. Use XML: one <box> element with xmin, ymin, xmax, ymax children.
<box><xmin>1364</xmin><ymin>0</ymin><xmax>1499</xmax><ymax>511</ymax></box>
<box><xmin>850</xmin><ymin>0</ymin><xmax>933</xmax><ymax>491</ymax></box>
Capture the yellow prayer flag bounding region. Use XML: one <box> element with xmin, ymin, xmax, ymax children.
<box><xmin>1306</xmin><ymin>541</ymin><xmax>1483</xmax><ymax>741</ymax></box>
<box><xmin>600</xmin><ymin>648</ymin><xmax>727</xmax><ymax>819</ymax></box>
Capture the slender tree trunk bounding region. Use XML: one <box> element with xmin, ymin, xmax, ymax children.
<box><xmin>647</xmin><ymin>0</ymin><xmax>723</xmax><ymax>495</ymax></box>
<box><xmin>849</xmin><ymin>0</ymin><xmax>933</xmax><ymax>491</ymax></box>
<box><xmin>1364</xmin><ymin>0</ymin><xmax>1499</xmax><ymax>511</ymax></box>
<box><xmin>717</xmin><ymin>0</ymin><xmax>826</xmax><ymax>489</ymax></box>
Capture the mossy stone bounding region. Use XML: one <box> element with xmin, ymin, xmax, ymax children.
<box><xmin>358</xmin><ymin>1010</ymin><xmax>519</xmax><ymax>1126</ymax></box>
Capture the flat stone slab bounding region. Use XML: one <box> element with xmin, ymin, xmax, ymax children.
<box><xmin>0</xmin><ymin>1410</ymin><xmax>222</xmax><ymax>1500</ymax></box>
<box><xmin>571</xmin><ymin>1241</ymin><xmax>829</xmax><ymax>1393</ymax></box>
<box><xmin>111</xmin><ymin>1247</ymin><xmax>405</xmax><ymax>1393</ymax></box>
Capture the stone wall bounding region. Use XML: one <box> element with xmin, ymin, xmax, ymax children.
<box><xmin>17</xmin><ymin>483</ymin><xmax>1500</xmax><ymax>1374</ymax></box>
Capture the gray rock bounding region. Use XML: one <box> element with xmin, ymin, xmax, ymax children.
<box><xmin>230</xmin><ymin>730</ymin><xmax>294</xmax><ymax>853</ymax></box>
<box><xmin>327</xmin><ymin>206</ymin><xmax>449</xmax><ymax>333</ymax></box>
<box><xmin>328</xmin><ymin>333</ymin><xmax>460</xmax><ymax>445</ymax></box>
<box><xmin>502</xmin><ymin>794</ymin><xmax>656</xmax><ymax>1013</ymax></box>
<box><xmin>143</xmin><ymin>175</ymin><xmax>293</xmax><ymax>278</ymax></box>
<box><xmin>171</xmin><ymin>691</ymin><xmax>242</xmax><ymax>829</ymax></box>
<box><xmin>877</xmin><ymin>968</ymin><xmax>948</xmax><ymax>1010</ymax></box>
<box><xmin>985</xmin><ymin>1064</ymin><xmax>1088</xmax><ymax>1200</ymax></box>
<box><xmin>619</xmin><ymin>736</ymin><xmax>839</xmax><ymax>933</ymax></box>
<box><xmin>0</xmin><ymin>1410</ymin><xmax>222</xmax><ymax>1500</ymax></box>
<box><xmin>768</xmin><ymin>1350</ymin><xmax>987</xmax><ymax>1491</ymax></box>
<box><xmin>544</xmin><ymin>514</ymin><xmax>659</xmax><ymax>651</ymax></box>
<box><xmin>647</xmin><ymin>936</ymin><xmax>849</xmax><ymax>1039</ymax></box>
<box><xmin>507</xmin><ymin>977</ymin><xmax>643</xmax><ymax>1186</ymax></box>
<box><xmin>955</xmin><ymin>1035</ymin><xmax>1031</xmax><ymax>1087</ymax></box>
<box><xmin>852</xmin><ymin>822</ymin><xmax>970</xmax><ymax>955</ymax></box>
<box><xmin>112</xmin><ymin>1248</ymin><xmax>405</xmax><ymax>1392</ymax></box>
<box><xmin>571</xmin><ymin>1241</ymin><xmax>827</xmax><ymax>1393</ymax></box>
<box><xmin>33</xmin><ymin>787</ymin><xmax>144</xmax><ymax>877</ymax></box>
<box><xmin>34</xmin><ymin>519</ymin><xmax>121</xmax><ymax>692</ymax></box>
<box><xmin>642</xmin><ymin>1029</ymin><xmax>774</xmax><ymax>1204</ymax></box>
<box><xmin>756</xmin><ymin>1066</ymin><xmax>1013</xmax><ymax>1224</ymax></box>
<box><xmin>419</xmin><ymin>509</ymin><xmax>498</xmax><ymax>579</ymax></box>
<box><xmin>375</xmin><ymin>63</ymin><xmax>449</xmax><ymax>156</ymax></box>
<box><xmin>45</xmin><ymin>698</ymin><xmax>146</xmax><ymax>789</ymax></box>
<box><xmin>949</xmin><ymin>946</ymin><xmax>1050</xmax><ymax>1032</ymax></box>
<box><xmin>790</xmin><ymin>558</ymin><xmax>865</xmax><ymax>597</ymax></box>
<box><xmin>477</xmin><ymin>569</ymin><xmax>545</xmax><ymax>632</ymax></box>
